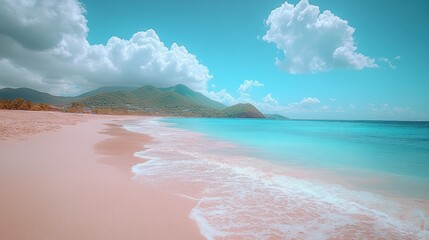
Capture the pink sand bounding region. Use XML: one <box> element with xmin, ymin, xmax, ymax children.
<box><xmin>0</xmin><ymin>110</ymin><xmax>203</xmax><ymax>240</ymax></box>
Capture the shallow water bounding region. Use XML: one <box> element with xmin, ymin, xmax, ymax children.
<box><xmin>125</xmin><ymin>118</ymin><xmax>429</xmax><ymax>239</ymax></box>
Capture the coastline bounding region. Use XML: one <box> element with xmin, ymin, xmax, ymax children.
<box><xmin>0</xmin><ymin>110</ymin><xmax>203</xmax><ymax>240</ymax></box>
<box><xmin>129</xmin><ymin>117</ymin><xmax>429</xmax><ymax>239</ymax></box>
<box><xmin>1</xmin><ymin>110</ymin><xmax>427</xmax><ymax>239</ymax></box>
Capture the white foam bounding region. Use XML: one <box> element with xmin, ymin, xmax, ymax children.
<box><xmin>190</xmin><ymin>203</ymin><xmax>227</xmax><ymax>240</ymax></box>
<box><xmin>125</xmin><ymin>118</ymin><xmax>429</xmax><ymax>239</ymax></box>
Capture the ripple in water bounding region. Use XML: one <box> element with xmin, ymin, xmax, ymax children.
<box><xmin>125</xmin><ymin>118</ymin><xmax>428</xmax><ymax>240</ymax></box>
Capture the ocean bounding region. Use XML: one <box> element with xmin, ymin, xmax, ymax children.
<box><xmin>125</xmin><ymin>118</ymin><xmax>429</xmax><ymax>239</ymax></box>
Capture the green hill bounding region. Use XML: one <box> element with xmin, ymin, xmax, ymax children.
<box><xmin>0</xmin><ymin>84</ymin><xmax>265</xmax><ymax>118</ymax></box>
<box><xmin>264</xmin><ymin>114</ymin><xmax>289</xmax><ymax>120</ymax></box>
<box><xmin>221</xmin><ymin>103</ymin><xmax>265</xmax><ymax>118</ymax></box>
<box><xmin>80</xmin><ymin>85</ymin><xmax>222</xmax><ymax>117</ymax></box>
<box><xmin>77</xmin><ymin>86</ymin><xmax>138</xmax><ymax>98</ymax></box>
<box><xmin>0</xmin><ymin>87</ymin><xmax>75</xmax><ymax>104</ymax></box>
<box><xmin>79</xmin><ymin>91</ymin><xmax>140</xmax><ymax>110</ymax></box>
<box><xmin>160</xmin><ymin>84</ymin><xmax>226</xmax><ymax>110</ymax></box>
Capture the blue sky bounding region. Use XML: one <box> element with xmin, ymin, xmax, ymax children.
<box><xmin>0</xmin><ymin>0</ymin><xmax>428</xmax><ymax>120</ymax></box>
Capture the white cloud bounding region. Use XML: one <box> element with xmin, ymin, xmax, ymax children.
<box><xmin>0</xmin><ymin>0</ymin><xmax>212</xmax><ymax>95</ymax></box>
<box><xmin>263</xmin><ymin>0</ymin><xmax>376</xmax><ymax>73</ymax></box>
<box><xmin>82</xmin><ymin>30</ymin><xmax>212</xmax><ymax>91</ymax></box>
<box><xmin>234</xmin><ymin>79</ymin><xmax>263</xmax><ymax>103</ymax></box>
<box><xmin>204</xmin><ymin>80</ymin><xmax>352</xmax><ymax>120</ymax></box>
<box><xmin>204</xmin><ymin>79</ymin><xmax>327</xmax><ymax>116</ymax></box>
<box><xmin>0</xmin><ymin>59</ymin><xmax>43</xmax><ymax>88</ymax></box>
<box><xmin>0</xmin><ymin>0</ymin><xmax>88</xmax><ymax>51</ymax></box>
<box><xmin>256</xmin><ymin>93</ymin><xmax>280</xmax><ymax>113</ymax></box>
<box><xmin>205</xmin><ymin>82</ymin><xmax>413</xmax><ymax>119</ymax></box>
<box><xmin>237</xmin><ymin>80</ymin><xmax>264</xmax><ymax>96</ymax></box>
<box><xmin>204</xmin><ymin>79</ymin><xmax>264</xmax><ymax>106</ymax></box>
<box><xmin>204</xmin><ymin>89</ymin><xmax>237</xmax><ymax>106</ymax></box>
<box><xmin>260</xmin><ymin>95</ymin><xmax>324</xmax><ymax>113</ymax></box>
<box><xmin>300</xmin><ymin>97</ymin><xmax>320</xmax><ymax>106</ymax></box>
<box><xmin>283</xmin><ymin>97</ymin><xmax>321</xmax><ymax>112</ymax></box>
<box><xmin>263</xmin><ymin>93</ymin><xmax>279</xmax><ymax>105</ymax></box>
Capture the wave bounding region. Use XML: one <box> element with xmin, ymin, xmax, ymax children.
<box><xmin>125</xmin><ymin>118</ymin><xmax>428</xmax><ymax>240</ymax></box>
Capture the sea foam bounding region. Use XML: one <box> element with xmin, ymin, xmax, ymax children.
<box><xmin>125</xmin><ymin>118</ymin><xmax>429</xmax><ymax>240</ymax></box>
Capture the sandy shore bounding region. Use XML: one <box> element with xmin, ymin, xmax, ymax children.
<box><xmin>0</xmin><ymin>110</ymin><xmax>203</xmax><ymax>240</ymax></box>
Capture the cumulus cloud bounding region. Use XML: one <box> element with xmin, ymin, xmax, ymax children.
<box><xmin>204</xmin><ymin>79</ymin><xmax>327</xmax><ymax>116</ymax></box>
<box><xmin>0</xmin><ymin>0</ymin><xmax>88</xmax><ymax>51</ymax></box>
<box><xmin>206</xmin><ymin>82</ymin><xmax>413</xmax><ymax>119</ymax></box>
<box><xmin>237</xmin><ymin>80</ymin><xmax>263</xmax><ymax>102</ymax></box>
<box><xmin>263</xmin><ymin>0</ymin><xmax>376</xmax><ymax>73</ymax></box>
<box><xmin>82</xmin><ymin>30</ymin><xmax>212</xmax><ymax>91</ymax></box>
<box><xmin>282</xmin><ymin>97</ymin><xmax>321</xmax><ymax>112</ymax></box>
<box><xmin>204</xmin><ymin>89</ymin><xmax>237</xmax><ymax>106</ymax></box>
<box><xmin>300</xmin><ymin>97</ymin><xmax>320</xmax><ymax>106</ymax></box>
<box><xmin>204</xmin><ymin>79</ymin><xmax>264</xmax><ymax>106</ymax></box>
<box><xmin>263</xmin><ymin>93</ymin><xmax>279</xmax><ymax>105</ymax></box>
<box><xmin>257</xmin><ymin>93</ymin><xmax>280</xmax><ymax>113</ymax></box>
<box><xmin>257</xmin><ymin>94</ymin><xmax>330</xmax><ymax>115</ymax></box>
<box><xmin>0</xmin><ymin>0</ymin><xmax>211</xmax><ymax>95</ymax></box>
<box><xmin>238</xmin><ymin>80</ymin><xmax>264</xmax><ymax>94</ymax></box>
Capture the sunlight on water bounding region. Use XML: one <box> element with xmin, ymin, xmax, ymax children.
<box><xmin>125</xmin><ymin>118</ymin><xmax>429</xmax><ymax>239</ymax></box>
<box><xmin>164</xmin><ymin>118</ymin><xmax>429</xmax><ymax>198</ymax></box>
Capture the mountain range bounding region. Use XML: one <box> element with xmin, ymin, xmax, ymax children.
<box><xmin>0</xmin><ymin>84</ymin><xmax>288</xmax><ymax>119</ymax></box>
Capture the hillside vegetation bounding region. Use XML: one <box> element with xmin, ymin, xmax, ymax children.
<box><xmin>0</xmin><ymin>84</ymin><xmax>272</xmax><ymax>118</ymax></box>
<box><xmin>264</xmin><ymin>114</ymin><xmax>290</xmax><ymax>120</ymax></box>
<box><xmin>221</xmin><ymin>103</ymin><xmax>265</xmax><ymax>118</ymax></box>
<box><xmin>0</xmin><ymin>88</ymin><xmax>75</xmax><ymax>104</ymax></box>
<box><xmin>0</xmin><ymin>98</ymin><xmax>52</xmax><ymax>111</ymax></box>
<box><xmin>80</xmin><ymin>85</ymin><xmax>223</xmax><ymax>117</ymax></box>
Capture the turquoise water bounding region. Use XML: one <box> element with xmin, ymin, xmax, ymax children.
<box><xmin>128</xmin><ymin>118</ymin><xmax>429</xmax><ymax>239</ymax></box>
<box><xmin>164</xmin><ymin>118</ymin><xmax>429</xmax><ymax>195</ymax></box>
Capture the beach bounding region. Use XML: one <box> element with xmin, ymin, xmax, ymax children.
<box><xmin>0</xmin><ymin>110</ymin><xmax>203</xmax><ymax>240</ymax></box>
<box><xmin>1</xmin><ymin>110</ymin><xmax>427</xmax><ymax>240</ymax></box>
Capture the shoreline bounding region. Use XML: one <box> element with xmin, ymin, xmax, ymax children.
<box><xmin>0</xmin><ymin>110</ymin><xmax>203</xmax><ymax>240</ymax></box>
<box><xmin>129</xmin><ymin>117</ymin><xmax>429</xmax><ymax>239</ymax></box>
<box><xmin>95</xmin><ymin>123</ymin><xmax>153</xmax><ymax>175</ymax></box>
<box><xmin>2</xmin><ymin>110</ymin><xmax>428</xmax><ymax>239</ymax></box>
